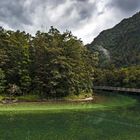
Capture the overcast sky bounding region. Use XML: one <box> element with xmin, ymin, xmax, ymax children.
<box><xmin>0</xmin><ymin>0</ymin><xmax>140</xmax><ymax>44</ymax></box>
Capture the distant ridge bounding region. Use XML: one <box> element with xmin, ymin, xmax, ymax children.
<box><xmin>87</xmin><ymin>12</ymin><xmax>140</xmax><ymax>68</ymax></box>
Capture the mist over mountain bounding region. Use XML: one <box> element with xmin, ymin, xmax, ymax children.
<box><xmin>87</xmin><ymin>12</ymin><xmax>140</xmax><ymax>68</ymax></box>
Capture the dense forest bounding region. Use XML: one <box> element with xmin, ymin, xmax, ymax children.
<box><xmin>0</xmin><ymin>27</ymin><xmax>97</xmax><ymax>97</ymax></box>
<box><xmin>0</xmin><ymin>12</ymin><xmax>140</xmax><ymax>98</ymax></box>
<box><xmin>94</xmin><ymin>66</ymin><xmax>140</xmax><ymax>88</ymax></box>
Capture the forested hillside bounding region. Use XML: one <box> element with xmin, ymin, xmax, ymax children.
<box><xmin>87</xmin><ymin>12</ymin><xmax>140</xmax><ymax>68</ymax></box>
<box><xmin>88</xmin><ymin>12</ymin><xmax>140</xmax><ymax>88</ymax></box>
<box><xmin>0</xmin><ymin>27</ymin><xmax>97</xmax><ymax>97</ymax></box>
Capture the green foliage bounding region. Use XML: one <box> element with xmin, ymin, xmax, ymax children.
<box><xmin>94</xmin><ymin>66</ymin><xmax>140</xmax><ymax>88</ymax></box>
<box><xmin>16</xmin><ymin>94</ymin><xmax>40</xmax><ymax>102</ymax></box>
<box><xmin>0</xmin><ymin>68</ymin><xmax>6</xmax><ymax>93</ymax></box>
<box><xmin>31</xmin><ymin>27</ymin><xmax>96</xmax><ymax>97</ymax></box>
<box><xmin>0</xmin><ymin>27</ymin><xmax>97</xmax><ymax>97</ymax></box>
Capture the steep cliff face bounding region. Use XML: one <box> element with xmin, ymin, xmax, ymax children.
<box><xmin>87</xmin><ymin>12</ymin><xmax>140</xmax><ymax>68</ymax></box>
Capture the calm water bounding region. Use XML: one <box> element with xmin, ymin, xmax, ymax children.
<box><xmin>0</xmin><ymin>93</ymin><xmax>140</xmax><ymax>140</ymax></box>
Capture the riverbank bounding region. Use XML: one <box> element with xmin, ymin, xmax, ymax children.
<box><xmin>0</xmin><ymin>93</ymin><xmax>93</xmax><ymax>104</ymax></box>
<box><xmin>0</xmin><ymin>94</ymin><xmax>137</xmax><ymax>113</ymax></box>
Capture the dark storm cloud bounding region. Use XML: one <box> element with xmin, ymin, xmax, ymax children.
<box><xmin>74</xmin><ymin>0</ymin><xmax>96</xmax><ymax>20</ymax></box>
<box><xmin>30</xmin><ymin>0</ymin><xmax>65</xmax><ymax>9</ymax></box>
<box><xmin>35</xmin><ymin>0</ymin><xmax>97</xmax><ymax>30</ymax></box>
<box><xmin>0</xmin><ymin>0</ymin><xmax>66</xmax><ymax>29</ymax></box>
<box><xmin>109</xmin><ymin>0</ymin><xmax>140</xmax><ymax>12</ymax></box>
<box><xmin>0</xmin><ymin>0</ymin><xmax>140</xmax><ymax>43</ymax></box>
<box><xmin>0</xmin><ymin>0</ymin><xmax>32</xmax><ymax>29</ymax></box>
<box><xmin>60</xmin><ymin>0</ymin><xmax>96</xmax><ymax>27</ymax></box>
<box><xmin>74</xmin><ymin>0</ymin><xmax>89</xmax><ymax>2</ymax></box>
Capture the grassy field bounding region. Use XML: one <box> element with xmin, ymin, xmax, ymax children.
<box><xmin>0</xmin><ymin>94</ymin><xmax>140</xmax><ymax>140</ymax></box>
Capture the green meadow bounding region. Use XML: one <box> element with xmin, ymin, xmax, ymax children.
<box><xmin>0</xmin><ymin>94</ymin><xmax>140</xmax><ymax>140</ymax></box>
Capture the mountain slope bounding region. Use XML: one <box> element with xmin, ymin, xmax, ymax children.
<box><xmin>87</xmin><ymin>12</ymin><xmax>140</xmax><ymax>67</ymax></box>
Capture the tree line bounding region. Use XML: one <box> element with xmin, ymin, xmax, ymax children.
<box><xmin>93</xmin><ymin>66</ymin><xmax>140</xmax><ymax>88</ymax></box>
<box><xmin>0</xmin><ymin>27</ymin><xmax>97</xmax><ymax>97</ymax></box>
